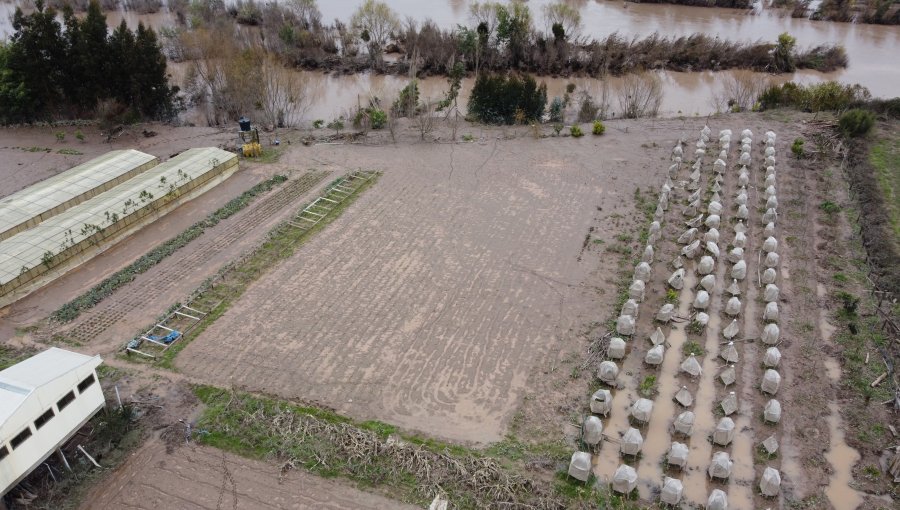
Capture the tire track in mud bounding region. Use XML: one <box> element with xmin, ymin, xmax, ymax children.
<box><xmin>61</xmin><ymin>172</ymin><xmax>328</xmax><ymax>343</ymax></box>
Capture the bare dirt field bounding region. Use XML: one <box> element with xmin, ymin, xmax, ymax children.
<box><xmin>83</xmin><ymin>439</ymin><xmax>416</xmax><ymax>510</ymax></box>
<box><xmin>174</xmin><ymin>123</ymin><xmax>676</xmax><ymax>444</ymax></box>
<box><xmin>1</xmin><ymin>116</ymin><xmax>895</xmax><ymax>510</ymax></box>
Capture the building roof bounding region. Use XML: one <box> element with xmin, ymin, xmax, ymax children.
<box><xmin>0</xmin><ymin>150</ymin><xmax>157</xmax><ymax>242</ymax></box>
<box><xmin>0</xmin><ymin>348</ymin><xmax>101</xmax><ymax>425</ymax></box>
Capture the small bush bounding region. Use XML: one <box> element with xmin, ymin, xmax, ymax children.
<box><xmin>467</xmin><ymin>73</ymin><xmax>547</xmax><ymax>125</ymax></box>
<box><xmin>549</xmin><ymin>96</ymin><xmax>565</xmax><ymax>123</ymax></box>
<box><xmin>592</xmin><ymin>120</ymin><xmax>605</xmax><ymax>136</ymax></box>
<box><xmin>820</xmin><ymin>201</ymin><xmax>841</xmax><ymax>214</ymax></box>
<box><xmin>570</xmin><ymin>125</ymin><xmax>583</xmax><ymax>137</ymax></box>
<box><xmin>75</xmin><ymin>129</ymin><xmax>85</xmax><ymax>142</ymax></box>
<box><xmin>327</xmin><ymin>118</ymin><xmax>344</xmax><ymax>135</ymax></box>
<box><xmin>55</xmin><ymin>131</ymin><xmax>65</xmax><ymax>142</ymax></box>
<box><xmin>838</xmin><ymin>109</ymin><xmax>875</xmax><ymax>138</ymax></box>
<box><xmin>552</xmin><ymin>123</ymin><xmax>563</xmax><ymax>136</ymax></box>
<box><xmin>312</xmin><ymin>119</ymin><xmax>325</xmax><ymax>129</ymax></box>
<box><xmin>791</xmin><ymin>138</ymin><xmax>804</xmax><ymax>159</ymax></box>
<box><xmin>369</xmin><ymin>109</ymin><xmax>387</xmax><ymax>129</ymax></box>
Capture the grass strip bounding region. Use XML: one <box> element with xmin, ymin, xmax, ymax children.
<box><xmin>192</xmin><ymin>385</ymin><xmax>640</xmax><ymax>509</ymax></box>
<box><xmin>155</xmin><ymin>173</ymin><xmax>375</xmax><ymax>368</ymax></box>
<box><xmin>50</xmin><ymin>174</ymin><xmax>289</xmax><ymax>323</ymax></box>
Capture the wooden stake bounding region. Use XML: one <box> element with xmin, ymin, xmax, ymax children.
<box><xmin>871</xmin><ymin>372</ymin><xmax>887</xmax><ymax>388</ymax></box>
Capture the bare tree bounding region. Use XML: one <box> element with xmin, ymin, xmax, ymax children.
<box><xmin>351</xmin><ymin>0</ymin><xmax>399</xmax><ymax>62</ymax></box>
<box><xmin>542</xmin><ymin>2</ymin><xmax>581</xmax><ymax>41</ymax></box>
<box><xmin>415</xmin><ymin>99</ymin><xmax>436</xmax><ymax>141</ymax></box>
<box><xmin>617</xmin><ymin>72</ymin><xmax>663</xmax><ymax>119</ymax></box>
<box><xmin>711</xmin><ymin>71</ymin><xmax>769</xmax><ymax>113</ymax></box>
<box><xmin>260</xmin><ymin>57</ymin><xmax>310</xmax><ymax>129</ymax></box>
<box><xmin>469</xmin><ymin>1</ymin><xmax>500</xmax><ymax>35</ymax></box>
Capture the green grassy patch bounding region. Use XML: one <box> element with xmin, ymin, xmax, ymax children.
<box><xmin>57</xmin><ymin>148</ymin><xmax>84</xmax><ymax>155</ymax></box>
<box><xmin>869</xmin><ymin>136</ymin><xmax>900</xmax><ymax>241</ymax></box>
<box><xmin>682</xmin><ymin>340</ymin><xmax>705</xmax><ymax>356</ymax></box>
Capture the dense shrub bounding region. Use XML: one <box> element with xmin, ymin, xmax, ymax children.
<box><xmin>839</xmin><ymin>109</ymin><xmax>875</xmax><ymax>137</ymax></box>
<box><xmin>791</xmin><ymin>138</ymin><xmax>804</xmax><ymax>159</ymax></box>
<box><xmin>467</xmin><ymin>73</ymin><xmax>547</xmax><ymax>125</ymax></box>
<box><xmin>758</xmin><ymin>81</ymin><xmax>870</xmax><ymax>112</ymax></box>
<box><xmin>592</xmin><ymin>120</ymin><xmax>605</xmax><ymax>135</ymax></box>
<box><xmin>570</xmin><ymin>125</ymin><xmax>583</xmax><ymax>137</ymax></box>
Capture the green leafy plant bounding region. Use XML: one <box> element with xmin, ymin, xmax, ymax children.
<box><xmin>665</xmin><ymin>288</ymin><xmax>678</xmax><ymax>303</ymax></box>
<box><xmin>819</xmin><ymin>201</ymin><xmax>841</xmax><ymax>214</ymax></box>
<box><xmin>462</xmin><ymin>134</ymin><xmax>474</xmax><ymax>142</ymax></box>
<box><xmin>791</xmin><ymin>138</ymin><xmax>804</xmax><ymax>159</ymax></box>
<box><xmin>553</xmin><ymin>123</ymin><xmax>564</xmax><ymax>136</ymax></box>
<box><xmin>570</xmin><ymin>125</ymin><xmax>584</xmax><ymax>138</ymax></box>
<box><xmin>638</xmin><ymin>375</ymin><xmax>657</xmax><ymax>397</ymax></box>
<box><xmin>592</xmin><ymin>120</ymin><xmax>606</xmax><ymax>136</ymax></box>
<box><xmin>75</xmin><ymin>129</ymin><xmax>85</xmax><ymax>142</ymax></box>
<box><xmin>327</xmin><ymin>118</ymin><xmax>345</xmax><ymax>136</ymax></box>
<box><xmin>312</xmin><ymin>119</ymin><xmax>325</xmax><ymax>129</ymax></box>
<box><xmin>838</xmin><ymin>109</ymin><xmax>875</xmax><ymax>138</ymax></box>
<box><xmin>55</xmin><ymin>131</ymin><xmax>65</xmax><ymax>142</ymax></box>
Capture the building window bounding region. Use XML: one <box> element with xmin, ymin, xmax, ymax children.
<box><xmin>77</xmin><ymin>374</ymin><xmax>96</xmax><ymax>393</ymax></box>
<box><xmin>34</xmin><ymin>408</ymin><xmax>55</xmax><ymax>429</ymax></box>
<box><xmin>0</xmin><ymin>445</ymin><xmax>9</xmax><ymax>460</ymax></box>
<box><xmin>57</xmin><ymin>390</ymin><xmax>76</xmax><ymax>411</ymax></box>
<box><xmin>10</xmin><ymin>428</ymin><xmax>32</xmax><ymax>449</ymax></box>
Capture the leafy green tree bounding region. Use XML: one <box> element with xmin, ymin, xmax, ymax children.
<box><xmin>773</xmin><ymin>32</ymin><xmax>796</xmax><ymax>73</ymax></box>
<box><xmin>467</xmin><ymin>73</ymin><xmax>546</xmax><ymax>125</ymax></box>
<box><xmin>7</xmin><ymin>0</ymin><xmax>66</xmax><ymax>117</ymax></box>
<box><xmin>63</xmin><ymin>1</ymin><xmax>111</xmax><ymax>112</ymax></box>
<box><xmin>133</xmin><ymin>22</ymin><xmax>177</xmax><ymax>118</ymax></box>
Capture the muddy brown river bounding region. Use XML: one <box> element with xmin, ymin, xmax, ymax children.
<box><xmin>2</xmin><ymin>0</ymin><xmax>898</xmax><ymax>119</ymax></box>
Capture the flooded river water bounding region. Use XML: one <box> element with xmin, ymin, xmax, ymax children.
<box><xmin>1</xmin><ymin>0</ymin><xmax>897</xmax><ymax>118</ymax></box>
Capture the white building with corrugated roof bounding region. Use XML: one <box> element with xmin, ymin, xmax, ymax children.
<box><xmin>0</xmin><ymin>348</ymin><xmax>104</xmax><ymax>495</ymax></box>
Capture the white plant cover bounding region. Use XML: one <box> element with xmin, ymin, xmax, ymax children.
<box><xmin>765</xmin><ymin>130</ymin><xmax>776</xmax><ymax>141</ymax></box>
<box><xmin>734</xmin><ymin>220</ymin><xmax>746</xmax><ymax>233</ymax></box>
<box><xmin>720</xmin><ymin>134</ymin><xmax>731</xmax><ymax>145</ymax></box>
<box><xmin>760</xmin><ymin>467</ymin><xmax>781</xmax><ymax>497</ymax></box>
<box><xmin>762</xmin><ymin>323</ymin><xmax>780</xmax><ymax>345</ymax></box>
<box><xmin>608</xmin><ymin>337</ymin><xmax>627</xmax><ymax>359</ymax></box>
<box><xmin>699</xmin><ymin>256</ymin><xmax>715</xmax><ymax>275</ymax></box>
<box><xmin>700</xmin><ymin>274</ymin><xmax>716</xmax><ymax>292</ymax></box>
<box><xmin>673</xmin><ymin>255</ymin><xmax>684</xmax><ymax>269</ymax></box>
<box><xmin>765</xmin><ymin>174</ymin><xmax>777</xmax><ymax>187</ymax></box>
<box><xmin>763</xmin><ymin>236</ymin><xmax>778</xmax><ymax>253</ymax></box>
<box><xmin>631</xmin><ymin>398</ymin><xmax>653</xmax><ymax>423</ymax></box>
<box><xmin>725</xmin><ymin>296</ymin><xmax>742</xmax><ymax>316</ymax></box>
<box><xmin>721</xmin><ymin>392</ymin><xmax>738</xmax><ymax>415</ymax></box>
<box><xmin>674</xmin><ymin>411</ymin><xmax>695</xmax><ymax>435</ymax></box>
<box><xmin>766</xmin><ymin>155</ymin><xmax>776</xmax><ymax>167</ymax></box>
<box><xmin>707</xmin><ymin>241</ymin><xmax>721</xmax><ymax>259</ymax></box>
<box><xmin>765</xmin><ymin>185</ymin><xmax>777</xmax><ymax>199</ymax></box>
<box><xmin>764</xmin><ymin>399</ymin><xmax>782</xmax><ymax>423</ymax></box>
<box><xmin>694</xmin><ymin>290</ymin><xmax>710</xmax><ymax>310</ymax></box>
<box><xmin>738</xmin><ymin>172</ymin><xmax>749</xmax><ymax>187</ymax></box>
<box><xmin>598</xmin><ymin>361</ymin><xmax>619</xmax><ymax>384</ymax></box>
<box><xmin>718</xmin><ymin>149</ymin><xmax>728</xmax><ymax>160</ymax></box>
<box><xmin>762</xmin><ymin>435</ymin><xmax>779</xmax><ymax>455</ymax></box>
<box><xmin>742</xmin><ymin>129</ymin><xmax>753</xmax><ymax>139</ymax></box>
<box><xmin>673</xmin><ymin>145</ymin><xmax>683</xmax><ymax>157</ymax></box>
<box><xmin>621</xmin><ymin>298</ymin><xmax>639</xmax><ymax>318</ymax></box>
<box><xmin>736</xmin><ymin>204</ymin><xmax>749</xmax><ymax>220</ymax></box>
<box><xmin>741</xmin><ymin>143</ymin><xmax>751</xmax><ymax>154</ymax></box>
<box><xmin>765</xmin><ymin>251</ymin><xmax>780</xmax><ymax>268</ymax></box>
<box><xmin>682</xmin><ymin>239</ymin><xmax>701</xmax><ymax>258</ymax></box>
<box><xmin>645</xmin><ymin>344</ymin><xmax>665</xmax><ymax>365</ymax></box>
<box><xmin>762</xmin><ymin>369</ymin><xmax>782</xmax><ymax>395</ymax></box>
<box><xmin>762</xmin><ymin>267</ymin><xmax>777</xmax><ymax>285</ymax></box>
<box><xmin>659</xmin><ymin>193</ymin><xmax>669</xmax><ymax>211</ymax></box>
<box><xmin>642</xmin><ymin>244</ymin><xmax>654</xmax><ymax>263</ymax></box>
<box><xmin>766</xmin><ymin>195</ymin><xmax>778</xmax><ymax>210</ymax></box>
<box><xmin>704</xmin><ymin>228</ymin><xmax>720</xmax><ymax>244</ymax></box>
<box><xmin>726</xmin><ymin>279</ymin><xmax>741</xmax><ymax>296</ymax></box>
<box><xmin>648</xmin><ymin>229</ymin><xmax>661</xmax><ymax>245</ymax></box>
<box><xmin>732</xmin><ymin>260</ymin><xmax>747</xmax><ymax>280</ymax></box>
<box><xmin>765</xmin><ymin>146</ymin><xmax>776</xmax><ymax>157</ymax></box>
<box><xmin>661</xmin><ymin>477</ymin><xmax>684</xmax><ymax>505</ymax></box>
<box><xmin>719</xmin><ymin>129</ymin><xmax>732</xmax><ymax>137</ymax></box>
<box><xmin>766</xmin><ymin>165</ymin><xmax>776</xmax><ymax>177</ymax></box>
<box><xmin>583</xmin><ymin>416</ymin><xmax>603</xmax><ymax>445</ymax></box>
<box><xmin>668</xmin><ymin>269</ymin><xmax>686</xmax><ymax>290</ymax></box>
<box><xmin>649</xmin><ymin>221</ymin><xmax>661</xmax><ymax>236</ymax></box>
<box><xmin>689</xmin><ymin>188</ymin><xmax>701</xmax><ymax>202</ymax></box>
<box><xmin>703</xmin><ymin>126</ymin><xmax>712</xmax><ymax>136</ymax></box>
<box><xmin>612</xmin><ymin>464</ymin><xmax>638</xmax><ymax>494</ymax></box>
<box><xmin>764</xmin><ymin>347</ymin><xmax>782</xmax><ymax>367</ymax></box>
<box><xmin>735</xmin><ymin>191</ymin><xmax>748</xmax><ymax>206</ymax></box>
<box><xmin>719</xmin><ymin>365</ymin><xmax>736</xmax><ymax>386</ymax></box>
<box><xmin>708</xmin><ymin>489</ymin><xmax>729</xmax><ymax>510</ymax></box>
<box><xmin>705</xmin><ymin>214</ymin><xmax>721</xmax><ymax>229</ymax></box>
<box><xmin>678</xmin><ymin>227</ymin><xmax>698</xmax><ymax>244</ymax></box>
<box><xmin>711</xmin><ymin>182</ymin><xmax>722</xmax><ymax>193</ymax></box>
<box><xmin>764</xmin><ymin>284</ymin><xmax>780</xmax><ymax>302</ymax></box>
<box><xmin>697</xmin><ymin>139</ymin><xmax>707</xmax><ymax>149</ymax></box>
<box><xmin>635</xmin><ymin>262</ymin><xmax>652</xmax><ymax>282</ymax></box>
<box><xmin>590</xmin><ymin>389</ymin><xmax>613</xmax><ymax>415</ymax></box>
<box><xmin>629</xmin><ymin>279</ymin><xmax>646</xmax><ymax>301</ymax></box>
<box><xmin>675</xmin><ymin>386</ymin><xmax>693</xmax><ymax>407</ymax></box>
<box><xmin>740</xmin><ymin>152</ymin><xmax>751</xmax><ymax>166</ymax></box>
<box><xmin>696</xmin><ymin>312</ymin><xmax>710</xmax><ymax>326</ymax></box>
<box><xmin>654</xmin><ymin>205</ymin><xmax>664</xmax><ymax>221</ymax></box>
<box><xmin>733</xmin><ymin>231</ymin><xmax>747</xmax><ymax>249</ymax></box>
<box><xmin>714</xmin><ymin>159</ymin><xmax>726</xmax><ymax>172</ymax></box>
<box><xmin>713</xmin><ymin>417</ymin><xmax>736</xmax><ymax>446</ymax></box>
<box><xmin>696</xmin><ymin>149</ymin><xmax>706</xmax><ymax>157</ymax></box>
<box><xmin>720</xmin><ymin>342</ymin><xmax>739</xmax><ymax>363</ymax></box>
<box><xmin>668</xmin><ymin>164</ymin><xmax>679</xmax><ymax>178</ymax></box>
<box><xmin>650</xmin><ymin>327</ymin><xmax>667</xmax><ymax>346</ymax></box>
<box><xmin>763</xmin><ymin>208</ymin><xmax>778</xmax><ymax>224</ymax></box>
<box><xmin>621</xmin><ymin>427</ymin><xmax>644</xmax><ymax>456</ymax></box>
<box><xmin>686</xmin><ymin>214</ymin><xmax>704</xmax><ymax>228</ymax></box>
<box><xmin>568</xmin><ymin>452</ymin><xmax>592</xmax><ymax>482</ymax></box>
<box><xmin>723</xmin><ymin>319</ymin><xmax>740</xmax><ymax>339</ymax></box>
<box><xmin>681</xmin><ymin>354</ymin><xmax>702</xmax><ymax>376</ymax></box>
<box><xmin>709</xmin><ymin>451</ymin><xmax>734</xmax><ymax>480</ymax></box>
<box><xmin>657</xmin><ymin>303</ymin><xmax>676</xmax><ymax>322</ymax></box>
<box><xmin>728</xmin><ymin>246</ymin><xmax>745</xmax><ymax>263</ymax></box>
<box><xmin>690</xmin><ymin>168</ymin><xmax>701</xmax><ymax>181</ymax></box>
<box><xmin>763</xmin><ymin>301</ymin><xmax>779</xmax><ymax>322</ymax></box>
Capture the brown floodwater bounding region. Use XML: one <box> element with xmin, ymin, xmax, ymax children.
<box><xmin>2</xmin><ymin>0</ymin><xmax>897</xmax><ymax>122</ymax></box>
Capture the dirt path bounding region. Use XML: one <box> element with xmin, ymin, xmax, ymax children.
<box><xmin>82</xmin><ymin>439</ymin><xmax>417</xmax><ymax>510</ymax></box>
